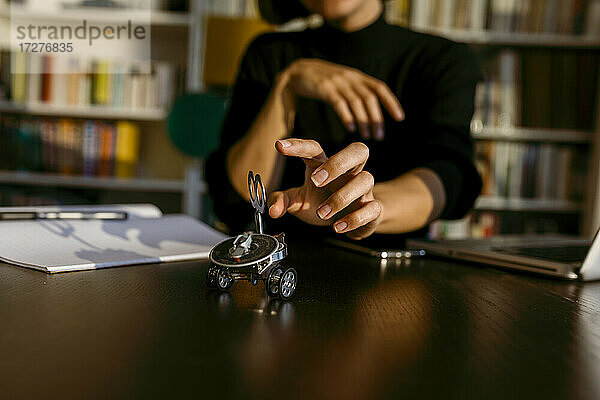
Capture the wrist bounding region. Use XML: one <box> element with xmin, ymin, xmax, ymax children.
<box><xmin>372</xmin><ymin>184</ymin><xmax>391</xmax><ymax>231</ymax></box>
<box><xmin>373</xmin><ymin>176</ymin><xmax>433</xmax><ymax>234</ymax></box>
<box><xmin>274</xmin><ymin>65</ymin><xmax>292</xmax><ymax>92</ymax></box>
<box><xmin>271</xmin><ymin>68</ymin><xmax>296</xmax><ymax>134</ymax></box>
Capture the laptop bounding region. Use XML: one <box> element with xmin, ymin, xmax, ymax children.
<box><xmin>407</xmin><ymin>231</ymin><xmax>600</xmax><ymax>281</ymax></box>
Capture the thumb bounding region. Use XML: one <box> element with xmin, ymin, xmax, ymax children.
<box><xmin>268</xmin><ymin>187</ymin><xmax>303</xmax><ymax>218</ymax></box>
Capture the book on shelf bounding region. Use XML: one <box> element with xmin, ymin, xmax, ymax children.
<box><xmin>471</xmin><ymin>0</ymin><xmax>490</xmax><ymax>31</ymax></box>
<box><xmin>0</xmin><ymin>50</ymin><xmax>179</xmax><ymax>112</ymax></box>
<box><xmin>589</xmin><ymin>0</ymin><xmax>600</xmax><ymax>36</ymax></box>
<box><xmin>114</xmin><ymin>121</ymin><xmax>141</xmax><ymax>178</ymax></box>
<box><xmin>474</xmin><ymin>140</ymin><xmax>587</xmax><ymax>202</ymax></box>
<box><xmin>384</xmin><ymin>0</ymin><xmax>411</xmax><ymax>26</ymax></box>
<box><xmin>410</xmin><ymin>0</ymin><xmax>433</xmax><ymax>30</ymax></box>
<box><xmin>203</xmin><ymin>0</ymin><xmax>259</xmax><ymax>18</ymax></box>
<box><xmin>0</xmin><ymin>115</ymin><xmax>141</xmax><ymax>179</ymax></box>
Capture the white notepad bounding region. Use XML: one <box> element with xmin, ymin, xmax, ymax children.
<box><xmin>0</xmin><ymin>204</ymin><xmax>227</xmax><ymax>273</ymax></box>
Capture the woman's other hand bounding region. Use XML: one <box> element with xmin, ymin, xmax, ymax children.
<box><xmin>268</xmin><ymin>139</ymin><xmax>382</xmax><ymax>240</ymax></box>
<box><xmin>280</xmin><ymin>59</ymin><xmax>404</xmax><ymax>140</ymax></box>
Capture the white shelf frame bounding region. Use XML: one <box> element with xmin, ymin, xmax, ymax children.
<box><xmin>0</xmin><ymin>101</ymin><xmax>167</xmax><ymax>121</ymax></box>
<box><xmin>412</xmin><ymin>27</ymin><xmax>600</xmax><ymax>48</ymax></box>
<box><xmin>472</xmin><ymin>126</ymin><xmax>593</xmax><ymax>143</ymax></box>
<box><xmin>474</xmin><ymin>196</ymin><xmax>583</xmax><ymax>212</ymax></box>
<box><xmin>0</xmin><ymin>5</ymin><xmax>190</xmax><ymax>27</ymax></box>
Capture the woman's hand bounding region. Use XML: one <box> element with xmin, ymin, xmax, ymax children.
<box><xmin>268</xmin><ymin>139</ymin><xmax>382</xmax><ymax>240</ymax></box>
<box><xmin>282</xmin><ymin>59</ymin><xmax>404</xmax><ymax>140</ymax></box>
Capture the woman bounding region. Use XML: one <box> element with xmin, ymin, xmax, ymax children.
<box><xmin>206</xmin><ymin>0</ymin><xmax>482</xmax><ymax>242</ymax></box>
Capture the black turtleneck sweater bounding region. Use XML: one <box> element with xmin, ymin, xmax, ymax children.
<box><xmin>206</xmin><ymin>14</ymin><xmax>483</xmax><ymax>239</ymax></box>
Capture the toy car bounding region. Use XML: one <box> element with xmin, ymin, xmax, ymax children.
<box><xmin>205</xmin><ymin>171</ymin><xmax>297</xmax><ymax>299</ymax></box>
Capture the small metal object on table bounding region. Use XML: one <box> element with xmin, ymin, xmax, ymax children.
<box><xmin>206</xmin><ymin>171</ymin><xmax>296</xmax><ymax>299</ymax></box>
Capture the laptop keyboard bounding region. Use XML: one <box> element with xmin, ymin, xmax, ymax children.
<box><xmin>496</xmin><ymin>245</ymin><xmax>589</xmax><ymax>263</ymax></box>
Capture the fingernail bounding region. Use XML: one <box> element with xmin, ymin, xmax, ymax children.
<box><xmin>317</xmin><ymin>204</ymin><xmax>332</xmax><ymax>219</ymax></box>
<box><xmin>347</xmin><ymin>122</ymin><xmax>356</xmax><ymax>131</ymax></box>
<box><xmin>396</xmin><ymin>108</ymin><xmax>404</xmax><ymax>120</ymax></box>
<box><xmin>278</xmin><ymin>139</ymin><xmax>291</xmax><ymax>148</ymax></box>
<box><xmin>360</xmin><ymin>126</ymin><xmax>369</xmax><ymax>139</ymax></box>
<box><xmin>334</xmin><ymin>221</ymin><xmax>348</xmax><ymax>233</ymax></box>
<box><xmin>375</xmin><ymin>126</ymin><xmax>384</xmax><ymax>140</ymax></box>
<box><xmin>311</xmin><ymin>169</ymin><xmax>328</xmax><ymax>186</ymax></box>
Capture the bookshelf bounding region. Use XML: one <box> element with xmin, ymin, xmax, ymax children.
<box><xmin>383</xmin><ymin>0</ymin><xmax>600</xmax><ymax>238</ymax></box>
<box><xmin>0</xmin><ymin>0</ymin><xmax>199</xmax><ymax>215</ymax></box>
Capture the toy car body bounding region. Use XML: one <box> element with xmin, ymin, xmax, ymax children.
<box><xmin>205</xmin><ymin>231</ymin><xmax>297</xmax><ymax>299</ymax></box>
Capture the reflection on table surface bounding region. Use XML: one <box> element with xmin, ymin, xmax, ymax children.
<box><xmin>1</xmin><ymin>241</ymin><xmax>600</xmax><ymax>400</ymax></box>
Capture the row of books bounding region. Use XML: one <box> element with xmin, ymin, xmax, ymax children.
<box><xmin>472</xmin><ymin>49</ymin><xmax>599</xmax><ymax>130</ymax></box>
<box><xmin>401</xmin><ymin>0</ymin><xmax>600</xmax><ymax>35</ymax></box>
<box><xmin>429</xmin><ymin>210</ymin><xmax>579</xmax><ymax>239</ymax></box>
<box><xmin>0</xmin><ymin>115</ymin><xmax>141</xmax><ymax>178</ymax></box>
<box><xmin>473</xmin><ymin>50</ymin><xmax>520</xmax><ymax>129</ymax></box>
<box><xmin>474</xmin><ymin>141</ymin><xmax>587</xmax><ymax>201</ymax></box>
<box><xmin>0</xmin><ymin>51</ymin><xmax>182</xmax><ymax>111</ymax></box>
<box><xmin>398</xmin><ymin>0</ymin><xmax>489</xmax><ymax>30</ymax></box>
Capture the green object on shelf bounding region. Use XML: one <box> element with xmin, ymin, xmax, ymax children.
<box><xmin>167</xmin><ymin>92</ymin><xmax>228</xmax><ymax>158</ymax></box>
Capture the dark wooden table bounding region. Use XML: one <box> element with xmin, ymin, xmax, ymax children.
<box><xmin>1</xmin><ymin>241</ymin><xmax>600</xmax><ymax>400</ymax></box>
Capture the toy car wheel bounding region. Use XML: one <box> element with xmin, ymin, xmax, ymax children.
<box><xmin>266</xmin><ymin>267</ymin><xmax>283</xmax><ymax>297</ymax></box>
<box><xmin>216</xmin><ymin>268</ymin><xmax>234</xmax><ymax>291</ymax></box>
<box><xmin>206</xmin><ymin>265</ymin><xmax>218</xmax><ymax>288</ymax></box>
<box><xmin>279</xmin><ymin>268</ymin><xmax>297</xmax><ymax>299</ymax></box>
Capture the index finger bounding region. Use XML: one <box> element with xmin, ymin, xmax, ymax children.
<box><xmin>310</xmin><ymin>142</ymin><xmax>369</xmax><ymax>187</ymax></box>
<box><xmin>275</xmin><ymin>139</ymin><xmax>328</xmax><ymax>169</ymax></box>
<box><xmin>363</xmin><ymin>78</ymin><xmax>404</xmax><ymax>121</ymax></box>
